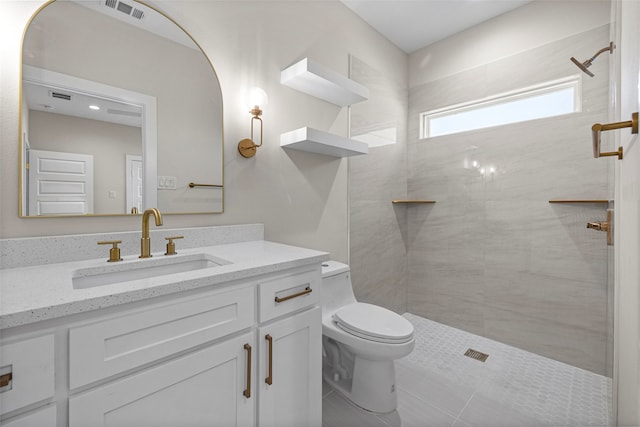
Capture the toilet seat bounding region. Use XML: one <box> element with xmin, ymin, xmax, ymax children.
<box><xmin>332</xmin><ymin>303</ymin><xmax>414</xmax><ymax>344</ymax></box>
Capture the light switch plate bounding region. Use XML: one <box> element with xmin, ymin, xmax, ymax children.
<box><xmin>158</xmin><ymin>176</ymin><xmax>177</xmax><ymax>190</ymax></box>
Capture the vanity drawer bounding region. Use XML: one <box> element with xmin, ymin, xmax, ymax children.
<box><xmin>0</xmin><ymin>334</ymin><xmax>55</xmax><ymax>416</ymax></box>
<box><xmin>1</xmin><ymin>404</ymin><xmax>57</xmax><ymax>427</ymax></box>
<box><xmin>69</xmin><ymin>285</ymin><xmax>255</xmax><ymax>389</ymax></box>
<box><xmin>258</xmin><ymin>268</ymin><xmax>320</xmax><ymax>322</ymax></box>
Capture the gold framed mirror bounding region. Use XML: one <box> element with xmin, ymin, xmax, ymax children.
<box><xmin>20</xmin><ymin>0</ymin><xmax>224</xmax><ymax>217</ymax></box>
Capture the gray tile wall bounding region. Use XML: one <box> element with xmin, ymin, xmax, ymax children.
<box><xmin>406</xmin><ymin>25</ymin><xmax>612</xmax><ymax>375</ymax></box>
<box><xmin>348</xmin><ymin>26</ymin><xmax>612</xmax><ymax>375</ymax></box>
<box><xmin>349</xmin><ymin>56</ymin><xmax>409</xmax><ymax>315</ymax></box>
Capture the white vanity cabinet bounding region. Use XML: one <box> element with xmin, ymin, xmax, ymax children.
<box><xmin>67</xmin><ymin>284</ymin><xmax>256</xmax><ymax>427</ymax></box>
<box><xmin>0</xmin><ymin>260</ymin><xmax>323</xmax><ymax>427</ymax></box>
<box><xmin>256</xmin><ymin>269</ymin><xmax>322</xmax><ymax>427</ymax></box>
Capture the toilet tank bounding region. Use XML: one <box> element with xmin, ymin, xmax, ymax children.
<box><xmin>321</xmin><ymin>261</ymin><xmax>357</xmax><ymax>314</ymax></box>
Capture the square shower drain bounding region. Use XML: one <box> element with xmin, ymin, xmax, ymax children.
<box><xmin>464</xmin><ymin>348</ymin><xmax>489</xmax><ymax>362</ymax></box>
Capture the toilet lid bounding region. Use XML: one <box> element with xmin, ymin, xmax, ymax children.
<box><xmin>333</xmin><ymin>303</ymin><xmax>414</xmax><ymax>344</ymax></box>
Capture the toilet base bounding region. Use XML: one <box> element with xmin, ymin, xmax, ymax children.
<box><xmin>324</xmin><ymin>356</ymin><xmax>398</xmax><ymax>414</ymax></box>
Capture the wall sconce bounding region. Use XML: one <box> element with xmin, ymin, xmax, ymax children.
<box><xmin>238</xmin><ymin>87</ymin><xmax>268</xmax><ymax>158</ymax></box>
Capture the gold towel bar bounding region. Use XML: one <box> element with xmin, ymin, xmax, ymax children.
<box><xmin>188</xmin><ymin>182</ymin><xmax>223</xmax><ymax>188</ymax></box>
<box><xmin>591</xmin><ymin>112</ymin><xmax>638</xmax><ymax>160</ymax></box>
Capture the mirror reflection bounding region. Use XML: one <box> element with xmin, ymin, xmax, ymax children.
<box><xmin>20</xmin><ymin>0</ymin><xmax>224</xmax><ymax>217</ymax></box>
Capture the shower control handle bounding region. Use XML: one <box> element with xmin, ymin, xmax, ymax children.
<box><xmin>586</xmin><ymin>209</ymin><xmax>613</xmax><ymax>246</ymax></box>
<box><xmin>586</xmin><ymin>221</ymin><xmax>608</xmax><ymax>231</ymax></box>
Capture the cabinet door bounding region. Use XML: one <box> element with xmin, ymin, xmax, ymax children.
<box><xmin>69</xmin><ymin>332</ymin><xmax>256</xmax><ymax>427</ymax></box>
<box><xmin>258</xmin><ymin>307</ymin><xmax>321</xmax><ymax>427</ymax></box>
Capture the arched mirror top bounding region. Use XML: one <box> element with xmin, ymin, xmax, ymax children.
<box><xmin>20</xmin><ymin>0</ymin><xmax>224</xmax><ymax>217</ymax></box>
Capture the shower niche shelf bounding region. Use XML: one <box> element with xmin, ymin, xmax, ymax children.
<box><xmin>280</xmin><ymin>127</ymin><xmax>368</xmax><ymax>158</ymax></box>
<box><xmin>548</xmin><ymin>200</ymin><xmax>609</xmax><ymax>204</ymax></box>
<box><xmin>392</xmin><ymin>200</ymin><xmax>436</xmax><ymax>204</ymax></box>
<box><xmin>281</xmin><ymin>58</ymin><xmax>369</xmax><ymax>106</ymax></box>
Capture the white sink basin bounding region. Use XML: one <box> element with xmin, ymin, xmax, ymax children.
<box><xmin>72</xmin><ymin>253</ymin><xmax>230</xmax><ymax>289</ymax></box>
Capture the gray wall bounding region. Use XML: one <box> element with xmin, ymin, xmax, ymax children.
<box><xmin>406</xmin><ymin>25</ymin><xmax>611</xmax><ymax>375</ymax></box>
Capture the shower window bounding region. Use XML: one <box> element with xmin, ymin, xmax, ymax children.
<box><xmin>420</xmin><ymin>75</ymin><xmax>582</xmax><ymax>139</ymax></box>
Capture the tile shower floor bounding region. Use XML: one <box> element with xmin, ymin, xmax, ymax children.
<box><xmin>322</xmin><ymin>313</ymin><xmax>613</xmax><ymax>427</ymax></box>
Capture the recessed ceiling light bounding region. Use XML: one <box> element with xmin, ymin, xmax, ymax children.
<box><xmin>89</xmin><ymin>105</ymin><xmax>100</xmax><ymax>110</ymax></box>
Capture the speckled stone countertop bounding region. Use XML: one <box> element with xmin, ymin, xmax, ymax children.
<box><xmin>0</xmin><ymin>239</ymin><xmax>329</xmax><ymax>330</ymax></box>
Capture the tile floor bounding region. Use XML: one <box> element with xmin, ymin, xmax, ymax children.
<box><xmin>322</xmin><ymin>313</ymin><xmax>613</xmax><ymax>427</ymax></box>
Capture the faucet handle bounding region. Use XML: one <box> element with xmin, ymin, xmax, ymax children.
<box><xmin>164</xmin><ymin>236</ymin><xmax>184</xmax><ymax>256</ymax></box>
<box><xmin>98</xmin><ymin>240</ymin><xmax>123</xmax><ymax>262</ymax></box>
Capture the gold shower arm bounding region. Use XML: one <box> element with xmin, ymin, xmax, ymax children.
<box><xmin>591</xmin><ymin>112</ymin><xmax>638</xmax><ymax>159</ymax></box>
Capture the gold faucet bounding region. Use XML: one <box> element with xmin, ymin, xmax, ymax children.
<box><xmin>140</xmin><ymin>208</ymin><xmax>163</xmax><ymax>258</ymax></box>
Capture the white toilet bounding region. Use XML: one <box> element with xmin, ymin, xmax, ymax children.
<box><xmin>321</xmin><ymin>261</ymin><xmax>415</xmax><ymax>413</ymax></box>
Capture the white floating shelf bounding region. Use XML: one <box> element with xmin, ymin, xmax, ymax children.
<box><xmin>280</xmin><ymin>127</ymin><xmax>369</xmax><ymax>158</ymax></box>
<box><xmin>280</xmin><ymin>58</ymin><xmax>369</xmax><ymax>106</ymax></box>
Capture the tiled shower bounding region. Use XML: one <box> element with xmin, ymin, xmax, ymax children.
<box><xmin>349</xmin><ymin>24</ymin><xmax>613</xmax><ymax>377</ymax></box>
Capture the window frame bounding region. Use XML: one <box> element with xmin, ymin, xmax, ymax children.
<box><xmin>419</xmin><ymin>75</ymin><xmax>583</xmax><ymax>139</ymax></box>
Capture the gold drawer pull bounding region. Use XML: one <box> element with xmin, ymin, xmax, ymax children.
<box><xmin>265</xmin><ymin>335</ymin><xmax>273</xmax><ymax>385</ymax></box>
<box><xmin>243</xmin><ymin>344</ymin><xmax>252</xmax><ymax>398</ymax></box>
<box><xmin>274</xmin><ymin>287</ymin><xmax>312</xmax><ymax>303</ymax></box>
<box><xmin>0</xmin><ymin>372</ymin><xmax>12</xmax><ymax>388</ymax></box>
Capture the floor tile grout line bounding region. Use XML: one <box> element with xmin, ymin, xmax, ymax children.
<box><xmin>397</xmin><ymin>384</ymin><xmax>466</xmax><ymax>421</ymax></box>
<box><xmin>451</xmin><ymin>391</ymin><xmax>477</xmax><ymax>426</ymax></box>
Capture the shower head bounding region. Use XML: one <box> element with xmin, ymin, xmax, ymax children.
<box><xmin>570</xmin><ymin>57</ymin><xmax>595</xmax><ymax>77</ymax></box>
<box><xmin>570</xmin><ymin>42</ymin><xmax>615</xmax><ymax>77</ymax></box>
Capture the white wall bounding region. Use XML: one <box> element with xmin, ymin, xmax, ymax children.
<box><xmin>409</xmin><ymin>0</ymin><xmax>611</xmax><ymax>87</ymax></box>
<box><xmin>0</xmin><ymin>1</ymin><xmax>407</xmax><ymax>262</ymax></box>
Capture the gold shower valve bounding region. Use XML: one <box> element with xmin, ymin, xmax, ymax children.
<box><xmin>586</xmin><ymin>209</ymin><xmax>613</xmax><ymax>246</ymax></box>
<box><xmin>586</xmin><ymin>221</ymin><xmax>608</xmax><ymax>232</ymax></box>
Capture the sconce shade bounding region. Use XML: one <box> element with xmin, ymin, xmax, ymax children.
<box><xmin>245</xmin><ymin>87</ymin><xmax>268</xmax><ymax>109</ymax></box>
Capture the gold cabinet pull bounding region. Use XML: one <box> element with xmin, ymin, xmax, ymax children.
<box><xmin>243</xmin><ymin>344</ymin><xmax>252</xmax><ymax>398</ymax></box>
<box><xmin>591</xmin><ymin>112</ymin><xmax>638</xmax><ymax>159</ymax></box>
<box><xmin>97</xmin><ymin>240</ymin><xmax>123</xmax><ymax>262</ymax></box>
<box><xmin>265</xmin><ymin>335</ymin><xmax>273</xmax><ymax>385</ymax></box>
<box><xmin>274</xmin><ymin>286</ymin><xmax>312</xmax><ymax>303</ymax></box>
<box><xmin>0</xmin><ymin>372</ymin><xmax>12</xmax><ymax>388</ymax></box>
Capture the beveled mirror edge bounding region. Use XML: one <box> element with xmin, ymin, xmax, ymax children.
<box><xmin>18</xmin><ymin>0</ymin><xmax>225</xmax><ymax>218</ymax></box>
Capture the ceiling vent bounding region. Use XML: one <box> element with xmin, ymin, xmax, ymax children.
<box><xmin>104</xmin><ymin>0</ymin><xmax>145</xmax><ymax>20</ymax></box>
<box><xmin>49</xmin><ymin>91</ymin><xmax>71</xmax><ymax>101</ymax></box>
